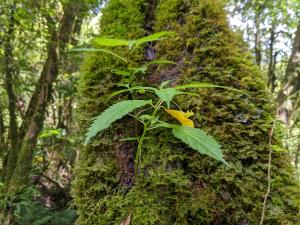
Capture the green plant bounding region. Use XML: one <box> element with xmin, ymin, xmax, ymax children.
<box><xmin>85</xmin><ymin>82</ymin><xmax>235</xmax><ymax>175</ymax></box>
<box><xmin>77</xmin><ymin>32</ymin><xmax>250</xmax><ymax>175</ymax></box>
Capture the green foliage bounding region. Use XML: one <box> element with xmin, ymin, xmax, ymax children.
<box><xmin>93</xmin><ymin>38</ymin><xmax>131</xmax><ymax>47</ymax></box>
<box><xmin>154</xmin><ymin>88</ymin><xmax>183</xmax><ymax>108</ymax></box>
<box><xmin>172</xmin><ymin>125</ymin><xmax>228</xmax><ymax>165</ymax></box>
<box><xmin>68</xmin><ymin>48</ymin><xmax>128</xmax><ymax>62</ymax></box>
<box><xmin>93</xmin><ymin>31</ymin><xmax>175</xmax><ymax>49</ymax></box>
<box><xmin>85</xmin><ymin>100</ymin><xmax>151</xmax><ymax>144</ymax></box>
<box><xmin>15</xmin><ymin>202</ymin><xmax>76</xmax><ymax>225</ymax></box>
<box><xmin>0</xmin><ymin>186</ymin><xmax>39</xmax><ymax>219</ymax></box>
<box><xmin>175</xmin><ymin>82</ymin><xmax>252</xmax><ymax>98</ymax></box>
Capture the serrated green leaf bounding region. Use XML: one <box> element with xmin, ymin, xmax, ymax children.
<box><xmin>134</xmin><ymin>31</ymin><xmax>176</xmax><ymax>47</ymax></box>
<box><xmin>93</xmin><ymin>37</ymin><xmax>130</xmax><ymax>47</ymax></box>
<box><xmin>147</xmin><ymin>59</ymin><xmax>177</xmax><ymax>66</ymax></box>
<box><xmin>67</xmin><ymin>48</ymin><xmax>127</xmax><ymax>62</ymax></box>
<box><xmin>172</xmin><ymin>126</ymin><xmax>229</xmax><ymax>166</ymax></box>
<box><xmin>155</xmin><ymin>88</ymin><xmax>184</xmax><ymax>108</ymax></box>
<box><xmin>175</xmin><ymin>82</ymin><xmax>251</xmax><ymax>98</ymax></box>
<box><xmin>160</xmin><ymin>80</ymin><xmax>172</xmax><ymax>88</ymax></box>
<box><xmin>108</xmin><ymin>86</ymin><xmax>157</xmax><ymax>100</ymax></box>
<box><xmin>129</xmin><ymin>66</ymin><xmax>148</xmax><ymax>74</ymax></box>
<box><xmin>85</xmin><ymin>100</ymin><xmax>151</xmax><ymax>144</ymax></box>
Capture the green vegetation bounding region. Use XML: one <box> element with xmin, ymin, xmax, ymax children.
<box><xmin>0</xmin><ymin>0</ymin><xmax>299</xmax><ymax>224</ymax></box>
<box><xmin>72</xmin><ymin>0</ymin><xmax>300</xmax><ymax>224</ymax></box>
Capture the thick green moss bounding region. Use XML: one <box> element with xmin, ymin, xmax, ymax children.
<box><xmin>72</xmin><ymin>0</ymin><xmax>300</xmax><ymax>224</ymax></box>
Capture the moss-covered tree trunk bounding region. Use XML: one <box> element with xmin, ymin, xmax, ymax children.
<box><xmin>72</xmin><ymin>0</ymin><xmax>300</xmax><ymax>224</ymax></box>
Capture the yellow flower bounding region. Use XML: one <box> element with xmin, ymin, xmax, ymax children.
<box><xmin>165</xmin><ymin>109</ymin><xmax>194</xmax><ymax>127</ymax></box>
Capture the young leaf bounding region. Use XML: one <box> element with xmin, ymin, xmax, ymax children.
<box><xmin>108</xmin><ymin>86</ymin><xmax>157</xmax><ymax>100</ymax></box>
<box><xmin>93</xmin><ymin>38</ymin><xmax>130</xmax><ymax>47</ymax></box>
<box><xmin>172</xmin><ymin>126</ymin><xmax>229</xmax><ymax>166</ymax></box>
<box><xmin>68</xmin><ymin>48</ymin><xmax>127</xmax><ymax>63</ymax></box>
<box><xmin>147</xmin><ymin>60</ymin><xmax>177</xmax><ymax>66</ymax></box>
<box><xmin>154</xmin><ymin>88</ymin><xmax>184</xmax><ymax>108</ymax></box>
<box><xmin>175</xmin><ymin>82</ymin><xmax>251</xmax><ymax>98</ymax></box>
<box><xmin>160</xmin><ymin>80</ymin><xmax>172</xmax><ymax>88</ymax></box>
<box><xmin>85</xmin><ymin>100</ymin><xmax>151</xmax><ymax>144</ymax></box>
<box><xmin>134</xmin><ymin>31</ymin><xmax>175</xmax><ymax>47</ymax></box>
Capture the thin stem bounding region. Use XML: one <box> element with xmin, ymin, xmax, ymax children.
<box><xmin>134</xmin><ymin>123</ymin><xmax>148</xmax><ymax>176</ymax></box>
<box><xmin>171</xmin><ymin>100</ymin><xmax>182</xmax><ymax>111</ymax></box>
<box><xmin>134</xmin><ymin>99</ymin><xmax>163</xmax><ymax>178</ymax></box>
<box><xmin>135</xmin><ymin>106</ymin><xmax>153</xmax><ymax>117</ymax></box>
<box><xmin>259</xmin><ymin>107</ymin><xmax>278</xmax><ymax>225</ymax></box>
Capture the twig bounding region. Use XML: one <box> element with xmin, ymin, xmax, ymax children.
<box><xmin>259</xmin><ymin>108</ymin><xmax>278</xmax><ymax>225</ymax></box>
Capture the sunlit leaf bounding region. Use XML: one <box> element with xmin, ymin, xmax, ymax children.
<box><xmin>147</xmin><ymin>59</ymin><xmax>177</xmax><ymax>66</ymax></box>
<box><xmin>85</xmin><ymin>100</ymin><xmax>151</xmax><ymax>144</ymax></box>
<box><xmin>93</xmin><ymin>38</ymin><xmax>130</xmax><ymax>47</ymax></box>
<box><xmin>172</xmin><ymin>126</ymin><xmax>229</xmax><ymax>166</ymax></box>
<box><xmin>160</xmin><ymin>80</ymin><xmax>172</xmax><ymax>88</ymax></box>
<box><xmin>134</xmin><ymin>31</ymin><xmax>176</xmax><ymax>47</ymax></box>
<box><xmin>68</xmin><ymin>48</ymin><xmax>127</xmax><ymax>62</ymax></box>
<box><xmin>154</xmin><ymin>88</ymin><xmax>183</xmax><ymax>108</ymax></box>
<box><xmin>175</xmin><ymin>82</ymin><xmax>251</xmax><ymax>98</ymax></box>
<box><xmin>108</xmin><ymin>86</ymin><xmax>157</xmax><ymax>100</ymax></box>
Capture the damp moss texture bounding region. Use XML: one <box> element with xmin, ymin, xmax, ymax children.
<box><xmin>71</xmin><ymin>0</ymin><xmax>300</xmax><ymax>224</ymax></box>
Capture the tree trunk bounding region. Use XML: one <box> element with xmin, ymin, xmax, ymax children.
<box><xmin>0</xmin><ymin>107</ymin><xmax>5</xmax><ymax>158</ymax></box>
<box><xmin>277</xmin><ymin>19</ymin><xmax>300</xmax><ymax>123</ymax></box>
<box><xmin>6</xmin><ymin>0</ymin><xmax>82</xmax><ymax>192</ymax></box>
<box><xmin>267</xmin><ymin>23</ymin><xmax>277</xmax><ymax>92</ymax></box>
<box><xmin>254</xmin><ymin>8</ymin><xmax>262</xmax><ymax>67</ymax></box>
<box><xmin>72</xmin><ymin>0</ymin><xmax>300</xmax><ymax>224</ymax></box>
<box><xmin>2</xmin><ymin>5</ymin><xmax>19</xmax><ymax>183</ymax></box>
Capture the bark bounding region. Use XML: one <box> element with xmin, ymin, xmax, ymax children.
<box><xmin>295</xmin><ymin>144</ymin><xmax>300</xmax><ymax>168</ymax></box>
<box><xmin>254</xmin><ymin>9</ymin><xmax>262</xmax><ymax>67</ymax></box>
<box><xmin>277</xmin><ymin>19</ymin><xmax>300</xmax><ymax>122</ymax></box>
<box><xmin>7</xmin><ymin>0</ymin><xmax>83</xmax><ymax>192</ymax></box>
<box><xmin>2</xmin><ymin>6</ymin><xmax>19</xmax><ymax>183</ymax></box>
<box><xmin>267</xmin><ymin>23</ymin><xmax>277</xmax><ymax>92</ymax></box>
<box><xmin>0</xmin><ymin>108</ymin><xmax>5</xmax><ymax>157</ymax></box>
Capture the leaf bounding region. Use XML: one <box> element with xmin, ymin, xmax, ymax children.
<box><xmin>134</xmin><ymin>31</ymin><xmax>176</xmax><ymax>47</ymax></box>
<box><xmin>147</xmin><ymin>59</ymin><xmax>177</xmax><ymax>66</ymax></box>
<box><xmin>93</xmin><ymin>37</ymin><xmax>130</xmax><ymax>47</ymax></box>
<box><xmin>67</xmin><ymin>48</ymin><xmax>127</xmax><ymax>62</ymax></box>
<box><xmin>85</xmin><ymin>100</ymin><xmax>151</xmax><ymax>144</ymax></box>
<box><xmin>172</xmin><ymin>126</ymin><xmax>229</xmax><ymax>166</ymax></box>
<box><xmin>129</xmin><ymin>66</ymin><xmax>148</xmax><ymax>75</ymax></box>
<box><xmin>108</xmin><ymin>86</ymin><xmax>157</xmax><ymax>100</ymax></box>
<box><xmin>160</xmin><ymin>80</ymin><xmax>172</xmax><ymax>88</ymax></box>
<box><xmin>154</xmin><ymin>88</ymin><xmax>183</xmax><ymax>108</ymax></box>
<box><xmin>175</xmin><ymin>82</ymin><xmax>251</xmax><ymax>98</ymax></box>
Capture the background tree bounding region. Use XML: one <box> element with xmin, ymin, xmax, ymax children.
<box><xmin>228</xmin><ymin>0</ymin><xmax>300</xmax><ymax>172</ymax></box>
<box><xmin>0</xmin><ymin>0</ymin><xmax>100</xmax><ymax>223</ymax></box>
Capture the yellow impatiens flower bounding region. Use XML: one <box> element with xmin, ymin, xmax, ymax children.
<box><xmin>165</xmin><ymin>109</ymin><xmax>194</xmax><ymax>128</ymax></box>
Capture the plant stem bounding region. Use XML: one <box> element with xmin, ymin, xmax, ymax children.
<box><xmin>259</xmin><ymin>107</ymin><xmax>278</xmax><ymax>225</ymax></box>
<box><xmin>134</xmin><ymin>99</ymin><xmax>163</xmax><ymax>178</ymax></box>
<box><xmin>134</xmin><ymin>123</ymin><xmax>148</xmax><ymax>176</ymax></box>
